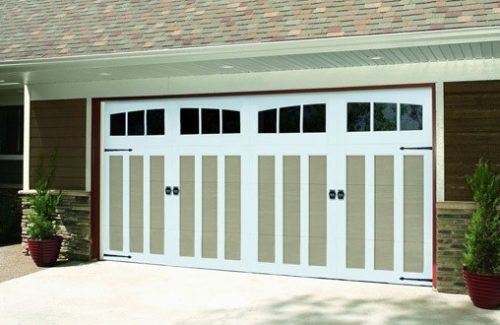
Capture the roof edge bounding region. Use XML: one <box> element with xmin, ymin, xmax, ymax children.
<box><xmin>1</xmin><ymin>26</ymin><xmax>500</xmax><ymax>71</ymax></box>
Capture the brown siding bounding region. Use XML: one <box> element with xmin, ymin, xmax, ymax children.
<box><xmin>30</xmin><ymin>99</ymin><xmax>86</xmax><ymax>190</ymax></box>
<box><xmin>444</xmin><ymin>81</ymin><xmax>500</xmax><ymax>201</ymax></box>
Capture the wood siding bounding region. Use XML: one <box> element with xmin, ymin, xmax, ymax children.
<box><xmin>30</xmin><ymin>99</ymin><xmax>86</xmax><ymax>190</ymax></box>
<box><xmin>444</xmin><ymin>81</ymin><xmax>500</xmax><ymax>201</ymax></box>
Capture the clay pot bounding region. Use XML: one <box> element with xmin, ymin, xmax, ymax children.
<box><xmin>464</xmin><ymin>268</ymin><xmax>500</xmax><ymax>309</ymax></box>
<box><xmin>27</xmin><ymin>236</ymin><xmax>62</xmax><ymax>267</ymax></box>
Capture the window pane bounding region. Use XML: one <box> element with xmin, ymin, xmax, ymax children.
<box><xmin>0</xmin><ymin>106</ymin><xmax>23</xmax><ymax>154</ymax></box>
<box><xmin>222</xmin><ymin>110</ymin><xmax>240</xmax><ymax>134</ymax></box>
<box><xmin>258</xmin><ymin>109</ymin><xmax>277</xmax><ymax>133</ymax></box>
<box><xmin>374</xmin><ymin>103</ymin><xmax>397</xmax><ymax>131</ymax></box>
<box><xmin>147</xmin><ymin>109</ymin><xmax>165</xmax><ymax>135</ymax></box>
<box><xmin>401</xmin><ymin>104</ymin><xmax>423</xmax><ymax>131</ymax></box>
<box><xmin>202</xmin><ymin>108</ymin><xmax>220</xmax><ymax>134</ymax></box>
<box><xmin>128</xmin><ymin>110</ymin><xmax>145</xmax><ymax>136</ymax></box>
<box><xmin>279</xmin><ymin>106</ymin><xmax>300</xmax><ymax>133</ymax></box>
<box><xmin>110</xmin><ymin>112</ymin><xmax>126</xmax><ymax>136</ymax></box>
<box><xmin>303</xmin><ymin>104</ymin><xmax>326</xmax><ymax>133</ymax></box>
<box><xmin>180</xmin><ymin>108</ymin><xmax>199</xmax><ymax>135</ymax></box>
<box><xmin>347</xmin><ymin>103</ymin><xmax>370</xmax><ymax>132</ymax></box>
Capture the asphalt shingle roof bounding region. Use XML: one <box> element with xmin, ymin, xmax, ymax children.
<box><xmin>1</xmin><ymin>0</ymin><xmax>500</xmax><ymax>63</ymax></box>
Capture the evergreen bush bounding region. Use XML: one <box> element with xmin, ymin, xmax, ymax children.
<box><xmin>464</xmin><ymin>159</ymin><xmax>500</xmax><ymax>274</ymax></box>
<box><xmin>26</xmin><ymin>154</ymin><xmax>62</xmax><ymax>240</ymax></box>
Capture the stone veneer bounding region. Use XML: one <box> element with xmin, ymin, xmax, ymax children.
<box><xmin>435</xmin><ymin>201</ymin><xmax>494</xmax><ymax>294</ymax></box>
<box><xmin>20</xmin><ymin>190</ymin><xmax>91</xmax><ymax>261</ymax></box>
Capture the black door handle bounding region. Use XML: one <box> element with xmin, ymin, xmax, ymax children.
<box><xmin>337</xmin><ymin>190</ymin><xmax>345</xmax><ymax>200</ymax></box>
<box><xmin>165</xmin><ymin>186</ymin><xmax>172</xmax><ymax>195</ymax></box>
<box><xmin>173</xmin><ymin>186</ymin><xmax>180</xmax><ymax>196</ymax></box>
<box><xmin>329</xmin><ymin>189</ymin><xmax>336</xmax><ymax>200</ymax></box>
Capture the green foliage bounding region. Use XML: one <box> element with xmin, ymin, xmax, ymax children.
<box><xmin>26</xmin><ymin>153</ymin><xmax>62</xmax><ymax>240</ymax></box>
<box><xmin>464</xmin><ymin>159</ymin><xmax>500</xmax><ymax>274</ymax></box>
<box><xmin>27</xmin><ymin>213</ymin><xmax>58</xmax><ymax>240</ymax></box>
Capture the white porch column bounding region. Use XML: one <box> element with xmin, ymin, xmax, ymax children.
<box><xmin>22</xmin><ymin>84</ymin><xmax>30</xmax><ymax>191</ymax></box>
<box><xmin>435</xmin><ymin>82</ymin><xmax>445</xmax><ymax>202</ymax></box>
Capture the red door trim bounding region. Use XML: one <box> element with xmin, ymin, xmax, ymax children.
<box><xmin>89</xmin><ymin>82</ymin><xmax>438</xmax><ymax>283</ymax></box>
<box><xmin>431</xmin><ymin>84</ymin><xmax>438</xmax><ymax>288</ymax></box>
<box><xmin>90</xmin><ymin>98</ymin><xmax>101</xmax><ymax>259</ymax></box>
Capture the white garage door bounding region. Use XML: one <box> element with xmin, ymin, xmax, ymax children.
<box><xmin>101</xmin><ymin>88</ymin><xmax>433</xmax><ymax>285</ymax></box>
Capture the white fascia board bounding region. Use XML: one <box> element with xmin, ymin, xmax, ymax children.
<box><xmin>28</xmin><ymin>58</ymin><xmax>500</xmax><ymax>101</ymax></box>
<box><xmin>1</xmin><ymin>26</ymin><xmax>500</xmax><ymax>73</ymax></box>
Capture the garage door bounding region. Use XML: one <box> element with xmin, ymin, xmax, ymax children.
<box><xmin>101</xmin><ymin>88</ymin><xmax>433</xmax><ymax>285</ymax></box>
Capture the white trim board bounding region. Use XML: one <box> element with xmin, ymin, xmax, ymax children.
<box><xmin>22</xmin><ymin>85</ymin><xmax>30</xmax><ymax>191</ymax></box>
<box><xmin>29</xmin><ymin>58</ymin><xmax>500</xmax><ymax>101</ymax></box>
<box><xmin>435</xmin><ymin>82</ymin><xmax>445</xmax><ymax>202</ymax></box>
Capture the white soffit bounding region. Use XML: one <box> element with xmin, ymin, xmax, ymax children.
<box><xmin>0</xmin><ymin>27</ymin><xmax>500</xmax><ymax>86</ymax></box>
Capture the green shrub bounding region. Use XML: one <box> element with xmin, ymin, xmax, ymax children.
<box><xmin>26</xmin><ymin>180</ymin><xmax>62</xmax><ymax>240</ymax></box>
<box><xmin>26</xmin><ymin>153</ymin><xmax>62</xmax><ymax>240</ymax></box>
<box><xmin>464</xmin><ymin>160</ymin><xmax>500</xmax><ymax>274</ymax></box>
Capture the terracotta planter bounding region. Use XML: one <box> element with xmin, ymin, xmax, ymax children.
<box><xmin>464</xmin><ymin>268</ymin><xmax>500</xmax><ymax>309</ymax></box>
<box><xmin>27</xmin><ymin>236</ymin><xmax>62</xmax><ymax>267</ymax></box>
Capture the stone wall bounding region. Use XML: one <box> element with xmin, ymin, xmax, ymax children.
<box><xmin>436</xmin><ymin>201</ymin><xmax>484</xmax><ymax>294</ymax></box>
<box><xmin>20</xmin><ymin>190</ymin><xmax>91</xmax><ymax>261</ymax></box>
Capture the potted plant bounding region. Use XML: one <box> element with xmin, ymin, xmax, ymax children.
<box><xmin>463</xmin><ymin>159</ymin><xmax>500</xmax><ymax>309</ymax></box>
<box><xmin>26</xmin><ymin>174</ymin><xmax>63</xmax><ymax>267</ymax></box>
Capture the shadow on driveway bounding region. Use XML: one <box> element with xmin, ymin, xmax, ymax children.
<box><xmin>1</xmin><ymin>261</ymin><xmax>497</xmax><ymax>324</ymax></box>
<box><xmin>0</xmin><ymin>243</ymin><xmax>92</xmax><ymax>283</ymax></box>
<box><xmin>196</xmin><ymin>291</ymin><xmax>498</xmax><ymax>324</ymax></box>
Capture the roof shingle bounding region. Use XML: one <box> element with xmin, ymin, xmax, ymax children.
<box><xmin>1</xmin><ymin>0</ymin><xmax>500</xmax><ymax>62</ymax></box>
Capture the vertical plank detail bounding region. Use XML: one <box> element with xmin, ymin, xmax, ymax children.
<box><xmin>225</xmin><ymin>156</ymin><xmax>241</xmax><ymax>260</ymax></box>
<box><xmin>109</xmin><ymin>156</ymin><xmax>123</xmax><ymax>251</ymax></box>
<box><xmin>347</xmin><ymin>156</ymin><xmax>365</xmax><ymax>269</ymax></box>
<box><xmin>404</xmin><ymin>156</ymin><xmax>424</xmax><ymax>273</ymax></box>
<box><xmin>202</xmin><ymin>156</ymin><xmax>218</xmax><ymax>258</ymax></box>
<box><xmin>180</xmin><ymin>156</ymin><xmax>195</xmax><ymax>257</ymax></box>
<box><xmin>375</xmin><ymin>156</ymin><xmax>394</xmax><ymax>271</ymax></box>
<box><xmin>258</xmin><ymin>156</ymin><xmax>275</xmax><ymax>263</ymax></box>
<box><xmin>129</xmin><ymin>156</ymin><xmax>144</xmax><ymax>253</ymax></box>
<box><xmin>283</xmin><ymin>156</ymin><xmax>300</xmax><ymax>265</ymax></box>
<box><xmin>150</xmin><ymin>156</ymin><xmax>164</xmax><ymax>255</ymax></box>
<box><xmin>309</xmin><ymin>156</ymin><xmax>327</xmax><ymax>266</ymax></box>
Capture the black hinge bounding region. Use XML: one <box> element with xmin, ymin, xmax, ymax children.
<box><xmin>104</xmin><ymin>148</ymin><xmax>133</xmax><ymax>152</ymax></box>
<box><xmin>104</xmin><ymin>253</ymin><xmax>132</xmax><ymax>259</ymax></box>
<box><xmin>399</xmin><ymin>277</ymin><xmax>432</xmax><ymax>282</ymax></box>
<box><xmin>400</xmin><ymin>146</ymin><xmax>432</xmax><ymax>151</ymax></box>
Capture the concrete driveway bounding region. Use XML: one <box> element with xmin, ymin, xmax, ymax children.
<box><xmin>0</xmin><ymin>244</ymin><xmax>42</xmax><ymax>283</ymax></box>
<box><xmin>0</xmin><ymin>261</ymin><xmax>498</xmax><ymax>325</ymax></box>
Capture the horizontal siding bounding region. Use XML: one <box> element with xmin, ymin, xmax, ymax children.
<box><xmin>30</xmin><ymin>99</ymin><xmax>86</xmax><ymax>190</ymax></box>
<box><xmin>31</xmin><ymin>117</ymin><xmax>86</xmax><ymax>128</ymax></box>
<box><xmin>31</xmin><ymin>137</ymin><xmax>87</xmax><ymax>148</ymax></box>
<box><xmin>444</xmin><ymin>81</ymin><xmax>500</xmax><ymax>201</ymax></box>
<box><xmin>30</xmin><ymin>127</ymin><xmax>85</xmax><ymax>138</ymax></box>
